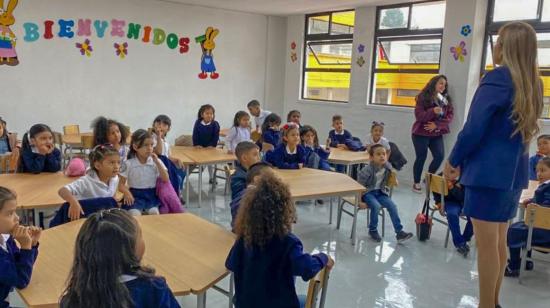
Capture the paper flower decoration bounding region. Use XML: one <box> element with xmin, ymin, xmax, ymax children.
<box><xmin>357</xmin><ymin>44</ymin><xmax>365</xmax><ymax>53</ymax></box>
<box><xmin>290</xmin><ymin>52</ymin><xmax>297</xmax><ymax>62</ymax></box>
<box><xmin>114</xmin><ymin>42</ymin><xmax>128</xmax><ymax>59</ymax></box>
<box><xmin>461</xmin><ymin>25</ymin><xmax>472</xmax><ymax>37</ymax></box>
<box><xmin>450</xmin><ymin>41</ymin><xmax>467</xmax><ymax>62</ymax></box>
<box><xmin>75</xmin><ymin>39</ymin><xmax>93</xmax><ymax>57</ymax></box>
<box><xmin>290</xmin><ymin>41</ymin><xmax>296</xmax><ymax>50</ymax></box>
<box><xmin>356</xmin><ymin>56</ymin><xmax>365</xmax><ymax>67</ymax></box>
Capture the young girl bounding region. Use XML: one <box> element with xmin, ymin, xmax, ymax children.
<box><xmin>365</xmin><ymin>121</ymin><xmax>391</xmax><ymax>156</ymax></box>
<box><xmin>60</xmin><ymin>209</ymin><xmax>180</xmax><ymax>308</ymax></box>
<box><xmin>152</xmin><ymin>115</ymin><xmax>186</xmax><ymax>194</ymax></box>
<box><xmin>192</xmin><ymin>104</ymin><xmax>220</xmax><ymax>148</ymax></box>
<box><xmin>226</xmin><ymin>111</ymin><xmax>251</xmax><ymax>154</ymax></box>
<box><xmin>358</xmin><ymin>144</ymin><xmax>413</xmax><ymax>243</ymax></box>
<box><xmin>226</xmin><ymin>172</ymin><xmax>333</xmax><ymax>308</ymax></box>
<box><xmin>265</xmin><ymin>123</ymin><xmax>306</xmax><ymax>169</ymax></box>
<box><xmin>529</xmin><ymin>135</ymin><xmax>550</xmax><ymax>180</ymax></box>
<box><xmin>0</xmin><ymin>186</ymin><xmax>41</xmax><ymax>308</ymax></box>
<box><xmin>58</xmin><ymin>145</ymin><xmax>121</xmax><ymax>221</ymax></box>
<box><xmin>287</xmin><ymin>110</ymin><xmax>301</xmax><ymax>127</ymax></box>
<box><xmin>91</xmin><ymin>116</ymin><xmax>130</xmax><ymax>164</ymax></box>
<box><xmin>260</xmin><ymin>113</ymin><xmax>282</xmax><ymax>151</ymax></box>
<box><xmin>119</xmin><ymin>130</ymin><xmax>169</xmax><ymax>216</ymax></box>
<box><xmin>20</xmin><ymin>124</ymin><xmax>61</xmax><ymax>173</ymax></box>
<box><xmin>0</xmin><ymin>117</ymin><xmax>15</xmax><ymax>155</ymax></box>
<box><xmin>300</xmin><ymin>125</ymin><xmax>330</xmax><ymax>171</ymax></box>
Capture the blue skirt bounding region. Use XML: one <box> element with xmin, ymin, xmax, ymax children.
<box><xmin>129</xmin><ymin>188</ymin><xmax>160</xmax><ymax>211</ymax></box>
<box><xmin>463</xmin><ymin>186</ymin><xmax>522</xmax><ymax>222</ymax></box>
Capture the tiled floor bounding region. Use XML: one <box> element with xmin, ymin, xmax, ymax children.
<box><xmin>10</xmin><ymin>176</ymin><xmax>550</xmax><ymax>307</ymax></box>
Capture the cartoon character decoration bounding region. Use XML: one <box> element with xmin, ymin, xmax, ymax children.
<box><xmin>196</xmin><ymin>26</ymin><xmax>219</xmax><ymax>79</ymax></box>
<box><xmin>0</xmin><ymin>0</ymin><xmax>19</xmax><ymax>66</ymax></box>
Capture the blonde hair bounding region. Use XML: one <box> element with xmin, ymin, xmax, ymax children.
<box><xmin>496</xmin><ymin>21</ymin><xmax>543</xmax><ymax>144</ymax></box>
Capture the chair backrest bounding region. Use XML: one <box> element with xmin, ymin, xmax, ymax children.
<box><xmin>251</xmin><ymin>131</ymin><xmax>261</xmax><ymax>143</ymax></box>
<box><xmin>175</xmin><ymin>135</ymin><xmax>193</xmax><ymax>146</ymax></box>
<box><xmin>0</xmin><ymin>154</ymin><xmax>10</xmax><ymax>174</ymax></box>
<box><xmin>388</xmin><ymin>170</ymin><xmax>398</xmax><ymax>188</ymax></box>
<box><xmin>526</xmin><ymin>204</ymin><xmax>550</xmax><ymax>230</ymax></box>
<box><xmin>427</xmin><ymin>173</ymin><xmax>448</xmax><ymax>196</ymax></box>
<box><xmin>81</xmin><ymin>135</ymin><xmax>95</xmax><ymax>149</ymax></box>
<box><xmin>63</xmin><ymin>124</ymin><xmax>80</xmax><ymax>135</ymax></box>
<box><xmin>0</xmin><ymin>152</ymin><xmax>19</xmax><ymax>174</ymax></box>
<box><xmin>305</xmin><ymin>267</ymin><xmax>329</xmax><ymax>308</ymax></box>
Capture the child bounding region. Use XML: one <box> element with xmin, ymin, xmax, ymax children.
<box><xmin>505</xmin><ymin>157</ymin><xmax>550</xmax><ymax>277</ymax></box>
<box><xmin>231</xmin><ymin>141</ymin><xmax>261</xmax><ymax>201</ymax></box>
<box><xmin>247</xmin><ymin>100</ymin><xmax>271</xmax><ymax>132</ymax></box>
<box><xmin>192</xmin><ymin>104</ymin><xmax>220</xmax><ymax>148</ymax></box>
<box><xmin>20</xmin><ymin>124</ymin><xmax>61</xmax><ymax>173</ymax></box>
<box><xmin>0</xmin><ymin>117</ymin><xmax>15</xmax><ymax>155</ymax></box>
<box><xmin>328</xmin><ymin>115</ymin><xmax>352</xmax><ymax>149</ymax></box>
<box><xmin>226</xmin><ymin>111</ymin><xmax>251</xmax><ymax>154</ymax></box>
<box><xmin>119</xmin><ymin>130</ymin><xmax>169</xmax><ymax>216</ymax></box>
<box><xmin>230</xmin><ymin>162</ymin><xmax>272</xmax><ymax>228</ymax></box>
<box><xmin>58</xmin><ymin>144</ymin><xmax>121</xmax><ymax>221</ymax></box>
<box><xmin>365</xmin><ymin>121</ymin><xmax>391</xmax><ymax>155</ymax></box>
<box><xmin>300</xmin><ymin>125</ymin><xmax>330</xmax><ymax>171</ymax></box>
<box><xmin>226</xmin><ymin>172</ymin><xmax>334</xmax><ymax>308</ymax></box>
<box><xmin>260</xmin><ymin>113</ymin><xmax>282</xmax><ymax>151</ymax></box>
<box><xmin>0</xmin><ymin>186</ymin><xmax>41</xmax><ymax>308</ymax></box>
<box><xmin>358</xmin><ymin>144</ymin><xmax>413</xmax><ymax>243</ymax></box>
<box><xmin>529</xmin><ymin>134</ymin><xmax>550</xmax><ymax>180</ymax></box>
<box><xmin>60</xmin><ymin>209</ymin><xmax>180</xmax><ymax>308</ymax></box>
<box><xmin>91</xmin><ymin>116</ymin><xmax>130</xmax><ymax>164</ymax></box>
<box><xmin>152</xmin><ymin>115</ymin><xmax>186</xmax><ymax>193</ymax></box>
<box><xmin>287</xmin><ymin>110</ymin><xmax>302</xmax><ymax>127</ymax></box>
<box><xmin>265</xmin><ymin>123</ymin><xmax>306</xmax><ymax>169</ymax></box>
<box><xmin>432</xmin><ymin>172</ymin><xmax>473</xmax><ymax>257</ymax></box>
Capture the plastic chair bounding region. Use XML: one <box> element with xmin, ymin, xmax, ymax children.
<box><xmin>519</xmin><ymin>204</ymin><xmax>550</xmax><ymax>284</ymax></box>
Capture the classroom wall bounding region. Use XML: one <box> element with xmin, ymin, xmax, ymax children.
<box><xmin>1</xmin><ymin>0</ymin><xmax>285</xmax><ymax>143</ymax></box>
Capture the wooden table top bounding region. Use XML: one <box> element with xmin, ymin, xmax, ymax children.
<box><xmin>0</xmin><ymin>172</ymin><xmax>76</xmax><ymax>210</ymax></box>
<box><xmin>171</xmin><ymin>146</ymin><xmax>236</xmax><ymax>165</ymax></box>
<box><xmin>328</xmin><ymin>147</ymin><xmax>370</xmax><ymax>165</ymax></box>
<box><xmin>274</xmin><ymin>168</ymin><xmax>365</xmax><ymax>200</ymax></box>
<box><xmin>17</xmin><ymin>213</ymin><xmax>235</xmax><ymax>308</ymax></box>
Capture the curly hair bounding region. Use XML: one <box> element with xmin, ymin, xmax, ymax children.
<box><xmin>234</xmin><ymin>171</ymin><xmax>295</xmax><ymax>249</ymax></box>
<box><xmin>91</xmin><ymin>116</ymin><xmax>129</xmax><ymax>146</ymax></box>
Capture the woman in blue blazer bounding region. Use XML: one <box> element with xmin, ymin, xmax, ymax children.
<box><xmin>444</xmin><ymin>22</ymin><xmax>543</xmax><ymax>308</ymax></box>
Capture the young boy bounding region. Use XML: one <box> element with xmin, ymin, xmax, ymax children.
<box><xmin>328</xmin><ymin>115</ymin><xmax>352</xmax><ymax>149</ymax></box>
<box><xmin>247</xmin><ymin>100</ymin><xmax>271</xmax><ymax>132</ymax></box>
<box><xmin>230</xmin><ymin>162</ymin><xmax>272</xmax><ymax>228</ymax></box>
<box><xmin>231</xmin><ymin>141</ymin><xmax>261</xmax><ymax>202</ymax></box>
<box><xmin>505</xmin><ymin>157</ymin><xmax>550</xmax><ymax>277</ymax></box>
<box><xmin>529</xmin><ymin>134</ymin><xmax>550</xmax><ymax>180</ymax></box>
<box><xmin>358</xmin><ymin>144</ymin><xmax>413</xmax><ymax>243</ymax></box>
<box><xmin>0</xmin><ymin>187</ymin><xmax>41</xmax><ymax>308</ymax></box>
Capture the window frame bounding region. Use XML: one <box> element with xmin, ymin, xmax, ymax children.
<box><xmin>369</xmin><ymin>0</ymin><xmax>444</xmax><ymax>107</ymax></box>
<box><xmin>302</xmin><ymin>9</ymin><xmax>355</xmax><ymax>103</ymax></box>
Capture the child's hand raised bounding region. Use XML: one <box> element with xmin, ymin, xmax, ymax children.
<box><xmin>12</xmin><ymin>225</ymin><xmax>32</xmax><ymax>250</ymax></box>
<box><xmin>29</xmin><ymin>226</ymin><xmax>42</xmax><ymax>247</ymax></box>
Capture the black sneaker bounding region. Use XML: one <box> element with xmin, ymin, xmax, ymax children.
<box><xmin>456</xmin><ymin>244</ymin><xmax>469</xmax><ymax>258</ymax></box>
<box><xmin>396</xmin><ymin>231</ymin><xmax>413</xmax><ymax>243</ymax></box>
<box><xmin>369</xmin><ymin>230</ymin><xmax>382</xmax><ymax>242</ymax></box>
<box><xmin>504</xmin><ymin>265</ymin><xmax>519</xmax><ymax>277</ymax></box>
<box><xmin>526</xmin><ymin>260</ymin><xmax>534</xmax><ymax>271</ymax></box>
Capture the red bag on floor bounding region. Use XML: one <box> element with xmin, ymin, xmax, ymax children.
<box><xmin>416</xmin><ymin>199</ymin><xmax>433</xmax><ymax>241</ymax></box>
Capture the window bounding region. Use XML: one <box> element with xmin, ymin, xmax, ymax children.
<box><xmin>371</xmin><ymin>1</ymin><xmax>445</xmax><ymax>107</ymax></box>
<box><xmin>303</xmin><ymin>10</ymin><xmax>355</xmax><ymax>103</ymax></box>
<box><xmin>483</xmin><ymin>0</ymin><xmax>550</xmax><ymax>118</ymax></box>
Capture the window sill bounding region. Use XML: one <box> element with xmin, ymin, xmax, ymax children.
<box><xmin>364</xmin><ymin>104</ymin><xmax>414</xmax><ymax>114</ymax></box>
<box><xmin>297</xmin><ymin>99</ymin><xmax>352</xmax><ymax>107</ymax></box>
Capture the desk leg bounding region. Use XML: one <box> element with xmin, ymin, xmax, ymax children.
<box><xmin>186</xmin><ymin>165</ymin><xmax>190</xmax><ymax>206</ymax></box>
<box><xmin>197</xmin><ymin>292</ymin><xmax>206</xmax><ymax>308</ymax></box>
<box><xmin>198</xmin><ymin>165</ymin><xmax>203</xmax><ymax>208</ymax></box>
<box><xmin>351</xmin><ymin>193</ymin><xmax>359</xmax><ymax>245</ymax></box>
<box><xmin>229</xmin><ymin>272</ymin><xmax>234</xmax><ymax>308</ymax></box>
<box><xmin>329</xmin><ymin>198</ymin><xmax>333</xmax><ymax>225</ymax></box>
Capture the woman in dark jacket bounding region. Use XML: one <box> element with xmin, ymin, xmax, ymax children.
<box><xmin>411</xmin><ymin>75</ymin><xmax>454</xmax><ymax>193</ymax></box>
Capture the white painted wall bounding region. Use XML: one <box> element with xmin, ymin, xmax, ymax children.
<box><xmin>1</xmin><ymin>0</ymin><xmax>285</xmax><ymax>143</ymax></box>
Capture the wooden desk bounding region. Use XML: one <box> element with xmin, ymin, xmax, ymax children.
<box><xmin>17</xmin><ymin>214</ymin><xmax>235</xmax><ymax>308</ymax></box>
<box><xmin>171</xmin><ymin>146</ymin><xmax>236</xmax><ymax>207</ymax></box>
<box><xmin>274</xmin><ymin>168</ymin><xmax>365</xmax><ymax>244</ymax></box>
<box><xmin>328</xmin><ymin>147</ymin><xmax>369</xmax><ymax>175</ymax></box>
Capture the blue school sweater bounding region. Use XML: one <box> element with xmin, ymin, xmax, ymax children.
<box><xmin>20</xmin><ymin>147</ymin><xmax>61</xmax><ymax>173</ymax></box>
<box><xmin>262</xmin><ymin>128</ymin><xmax>281</xmax><ymax>148</ymax></box>
<box><xmin>0</xmin><ymin>237</ymin><xmax>39</xmax><ymax>308</ymax></box>
<box><xmin>328</xmin><ymin>129</ymin><xmax>352</xmax><ymax>147</ymax></box>
<box><xmin>265</xmin><ymin>144</ymin><xmax>306</xmax><ymax>169</ymax></box>
<box><xmin>226</xmin><ymin>233</ymin><xmax>328</xmax><ymax>308</ymax></box>
<box><xmin>303</xmin><ymin>146</ymin><xmax>331</xmax><ymax>171</ymax></box>
<box><xmin>528</xmin><ymin>181</ymin><xmax>550</xmax><ymax>206</ymax></box>
<box><xmin>126</xmin><ymin>276</ymin><xmax>180</xmax><ymax>308</ymax></box>
<box><xmin>529</xmin><ymin>154</ymin><xmax>543</xmax><ymax>181</ymax></box>
<box><xmin>192</xmin><ymin>120</ymin><xmax>220</xmax><ymax>147</ymax></box>
<box><xmin>230</xmin><ymin>188</ymin><xmax>246</xmax><ymax>228</ymax></box>
<box><xmin>231</xmin><ymin>163</ymin><xmax>248</xmax><ymax>201</ymax></box>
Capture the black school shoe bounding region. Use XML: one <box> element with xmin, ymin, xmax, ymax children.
<box><xmin>456</xmin><ymin>244</ymin><xmax>470</xmax><ymax>258</ymax></box>
<box><xmin>396</xmin><ymin>231</ymin><xmax>413</xmax><ymax>243</ymax></box>
<box><xmin>369</xmin><ymin>230</ymin><xmax>382</xmax><ymax>242</ymax></box>
<box><xmin>504</xmin><ymin>261</ymin><xmax>534</xmax><ymax>277</ymax></box>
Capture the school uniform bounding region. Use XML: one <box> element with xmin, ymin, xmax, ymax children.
<box><xmin>358</xmin><ymin>162</ymin><xmax>404</xmax><ymax>234</ymax></box>
<box><xmin>226</xmin><ymin>233</ymin><xmax>328</xmax><ymax>308</ymax></box>
<box><xmin>529</xmin><ymin>153</ymin><xmax>544</xmax><ymax>181</ymax></box>
<box><xmin>328</xmin><ymin>129</ymin><xmax>352</xmax><ymax>147</ymax></box>
<box><xmin>0</xmin><ymin>235</ymin><xmax>39</xmax><ymax>308</ymax></box>
<box><xmin>121</xmin><ymin>157</ymin><xmax>166</xmax><ymax>213</ymax></box>
<box><xmin>364</xmin><ymin>134</ymin><xmax>390</xmax><ymax>151</ymax></box>
<box><xmin>152</xmin><ymin>134</ymin><xmax>186</xmax><ymax>192</ymax></box>
<box><xmin>192</xmin><ymin>120</ymin><xmax>220</xmax><ymax>147</ymax></box>
<box><xmin>226</xmin><ymin>127</ymin><xmax>251</xmax><ymax>153</ymax></box>
<box><xmin>449</xmin><ymin>66</ymin><xmax>527</xmax><ymax>222</ymax></box>
<box><xmin>265</xmin><ymin>144</ymin><xmax>306</xmax><ymax>170</ymax></box>
<box><xmin>0</xmin><ymin>136</ymin><xmax>9</xmax><ymax>154</ymax></box>
<box><xmin>230</xmin><ymin>163</ymin><xmax>248</xmax><ymax>201</ymax></box>
<box><xmin>152</xmin><ymin>134</ymin><xmax>171</xmax><ymax>157</ymax></box>
<box><xmin>123</xmin><ymin>275</ymin><xmax>180</xmax><ymax>308</ymax></box>
<box><xmin>254</xmin><ymin>109</ymin><xmax>272</xmax><ymax>130</ymax></box>
<box><xmin>63</xmin><ymin>169</ymin><xmax>119</xmax><ymax>200</ymax></box>
<box><xmin>262</xmin><ymin>128</ymin><xmax>281</xmax><ymax>148</ymax></box>
<box><xmin>230</xmin><ymin>188</ymin><xmax>246</xmax><ymax>228</ymax></box>
<box><xmin>303</xmin><ymin>145</ymin><xmax>330</xmax><ymax>171</ymax></box>
<box><xmin>20</xmin><ymin>146</ymin><xmax>62</xmax><ymax>173</ymax></box>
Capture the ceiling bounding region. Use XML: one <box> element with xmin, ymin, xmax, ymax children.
<box><xmin>157</xmin><ymin>0</ymin><xmax>404</xmax><ymax>16</ymax></box>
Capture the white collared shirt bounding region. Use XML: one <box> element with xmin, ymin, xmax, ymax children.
<box><xmin>64</xmin><ymin>169</ymin><xmax>119</xmax><ymax>200</ymax></box>
<box><xmin>0</xmin><ymin>234</ymin><xmax>10</xmax><ymax>252</ymax></box>
<box><xmin>543</xmin><ymin>179</ymin><xmax>550</xmax><ymax>185</ymax></box>
<box><xmin>286</xmin><ymin>145</ymin><xmax>297</xmax><ymax>155</ymax></box>
<box><xmin>201</xmin><ymin>120</ymin><xmax>212</xmax><ymax>126</ymax></box>
<box><xmin>121</xmin><ymin>156</ymin><xmax>166</xmax><ymax>189</ymax></box>
<box><xmin>225</xmin><ymin>127</ymin><xmax>251</xmax><ymax>152</ymax></box>
<box><xmin>254</xmin><ymin>109</ymin><xmax>272</xmax><ymax>129</ymax></box>
<box><xmin>334</xmin><ymin>130</ymin><xmax>345</xmax><ymax>135</ymax></box>
<box><xmin>365</xmin><ymin>134</ymin><xmax>391</xmax><ymax>150</ymax></box>
<box><xmin>119</xmin><ymin>274</ymin><xmax>138</xmax><ymax>283</ymax></box>
<box><xmin>152</xmin><ymin>133</ymin><xmax>171</xmax><ymax>157</ymax></box>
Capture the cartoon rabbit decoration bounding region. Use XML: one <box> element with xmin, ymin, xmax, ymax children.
<box><xmin>198</xmin><ymin>27</ymin><xmax>219</xmax><ymax>79</ymax></box>
<box><xmin>0</xmin><ymin>0</ymin><xmax>19</xmax><ymax>66</ymax></box>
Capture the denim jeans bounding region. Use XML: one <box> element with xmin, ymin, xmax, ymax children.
<box><xmin>412</xmin><ymin>134</ymin><xmax>444</xmax><ymax>184</ymax></box>
<box><xmin>362</xmin><ymin>190</ymin><xmax>403</xmax><ymax>234</ymax></box>
<box><xmin>444</xmin><ymin>201</ymin><xmax>473</xmax><ymax>247</ymax></box>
